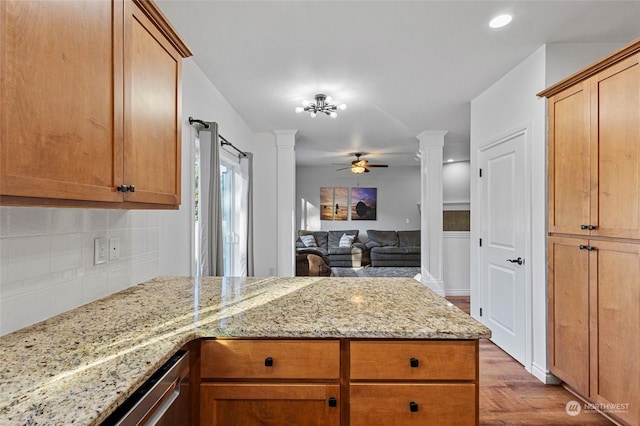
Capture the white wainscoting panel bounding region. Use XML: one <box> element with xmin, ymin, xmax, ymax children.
<box><xmin>443</xmin><ymin>231</ymin><xmax>470</xmax><ymax>296</ymax></box>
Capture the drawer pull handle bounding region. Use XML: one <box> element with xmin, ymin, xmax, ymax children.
<box><xmin>328</xmin><ymin>397</ymin><xmax>337</xmax><ymax>407</ymax></box>
<box><xmin>409</xmin><ymin>401</ymin><xmax>419</xmax><ymax>412</ymax></box>
<box><xmin>410</xmin><ymin>357</ymin><xmax>419</xmax><ymax>368</ymax></box>
<box><xmin>264</xmin><ymin>357</ymin><xmax>273</xmax><ymax>367</ymax></box>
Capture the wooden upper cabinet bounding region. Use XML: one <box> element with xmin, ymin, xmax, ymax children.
<box><xmin>548</xmin><ymin>82</ymin><xmax>591</xmax><ymax>235</ymax></box>
<box><xmin>0</xmin><ymin>0</ymin><xmax>123</xmax><ymax>203</ymax></box>
<box><xmin>123</xmin><ymin>1</ymin><xmax>182</xmax><ymax>205</ymax></box>
<box><xmin>590</xmin><ymin>54</ymin><xmax>640</xmax><ymax>239</ymax></box>
<box><xmin>0</xmin><ymin>0</ymin><xmax>191</xmax><ymax>208</ymax></box>
<box><xmin>545</xmin><ymin>49</ymin><xmax>640</xmax><ymax>239</ymax></box>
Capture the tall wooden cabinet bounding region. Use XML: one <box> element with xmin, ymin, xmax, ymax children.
<box><xmin>541</xmin><ymin>41</ymin><xmax>640</xmax><ymax>426</ymax></box>
<box><xmin>0</xmin><ymin>0</ymin><xmax>190</xmax><ymax>208</ymax></box>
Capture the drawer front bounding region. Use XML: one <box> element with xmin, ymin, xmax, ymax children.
<box><xmin>201</xmin><ymin>339</ymin><xmax>340</xmax><ymax>380</ymax></box>
<box><xmin>201</xmin><ymin>384</ymin><xmax>341</xmax><ymax>426</ymax></box>
<box><xmin>350</xmin><ymin>383</ymin><xmax>477</xmax><ymax>426</ymax></box>
<box><xmin>350</xmin><ymin>340</ymin><xmax>477</xmax><ymax>380</ymax></box>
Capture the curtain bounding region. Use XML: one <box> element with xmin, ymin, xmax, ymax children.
<box><xmin>240</xmin><ymin>152</ymin><xmax>254</xmax><ymax>276</ymax></box>
<box><xmin>198</xmin><ymin>122</ymin><xmax>224</xmax><ymax>276</ymax></box>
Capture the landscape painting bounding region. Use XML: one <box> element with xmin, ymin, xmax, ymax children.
<box><xmin>351</xmin><ymin>187</ymin><xmax>377</xmax><ymax>220</ymax></box>
<box><xmin>320</xmin><ymin>187</ymin><xmax>348</xmax><ymax>220</ymax></box>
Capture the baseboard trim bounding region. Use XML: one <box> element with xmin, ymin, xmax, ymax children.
<box><xmin>444</xmin><ymin>289</ymin><xmax>470</xmax><ymax>296</ymax></box>
<box><xmin>529</xmin><ymin>362</ymin><xmax>561</xmax><ymax>384</ymax></box>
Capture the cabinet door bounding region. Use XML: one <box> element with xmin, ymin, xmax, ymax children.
<box><xmin>590</xmin><ymin>53</ymin><xmax>640</xmax><ymax>239</ymax></box>
<box><xmin>590</xmin><ymin>240</ymin><xmax>640</xmax><ymax>425</ymax></box>
<box><xmin>200</xmin><ymin>383</ymin><xmax>340</xmax><ymax>426</ymax></box>
<box><xmin>123</xmin><ymin>1</ymin><xmax>181</xmax><ymax>206</ymax></box>
<box><xmin>350</xmin><ymin>383</ymin><xmax>476</xmax><ymax>426</ymax></box>
<box><xmin>548</xmin><ymin>82</ymin><xmax>591</xmax><ymax>235</ymax></box>
<box><xmin>0</xmin><ymin>0</ymin><xmax>123</xmax><ymax>202</ymax></box>
<box><xmin>547</xmin><ymin>237</ymin><xmax>590</xmax><ymax>396</ymax></box>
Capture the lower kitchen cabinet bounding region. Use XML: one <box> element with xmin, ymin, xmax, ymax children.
<box><xmin>199</xmin><ymin>338</ymin><xmax>479</xmax><ymax>425</ymax></box>
<box><xmin>548</xmin><ymin>236</ymin><xmax>640</xmax><ymax>425</ymax></box>
<box><xmin>200</xmin><ymin>383</ymin><xmax>340</xmax><ymax>426</ymax></box>
<box><xmin>350</xmin><ymin>383</ymin><xmax>476</xmax><ymax>426</ymax></box>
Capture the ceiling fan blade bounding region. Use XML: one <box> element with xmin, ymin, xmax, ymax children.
<box><xmin>365</xmin><ymin>164</ymin><xmax>389</xmax><ymax>168</ymax></box>
<box><xmin>336</xmin><ymin>166</ymin><xmax>351</xmax><ymax>171</ymax></box>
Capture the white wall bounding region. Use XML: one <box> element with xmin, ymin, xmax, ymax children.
<box><xmin>443</xmin><ymin>161</ymin><xmax>470</xmax><ymax>210</ymax></box>
<box><xmin>470</xmin><ymin>42</ymin><xmax>625</xmax><ymax>383</ymax></box>
<box><xmin>443</xmin><ymin>232</ymin><xmax>470</xmax><ymax>296</ymax></box>
<box><xmin>296</xmin><ymin>166</ymin><xmax>421</xmax><ymax>240</ymax></box>
<box><xmin>252</xmin><ymin>132</ymin><xmax>278</xmax><ymax>276</ymax></box>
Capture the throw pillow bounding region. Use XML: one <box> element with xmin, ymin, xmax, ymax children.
<box><xmin>339</xmin><ymin>233</ymin><xmax>355</xmax><ymax>248</ymax></box>
<box><xmin>300</xmin><ymin>234</ymin><xmax>318</xmax><ymax>247</ymax></box>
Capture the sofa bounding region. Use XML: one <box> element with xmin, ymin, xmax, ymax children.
<box><xmin>295</xmin><ymin>230</ymin><xmax>370</xmax><ymax>267</ymax></box>
<box><xmin>366</xmin><ymin>230</ymin><xmax>421</xmax><ymax>267</ymax></box>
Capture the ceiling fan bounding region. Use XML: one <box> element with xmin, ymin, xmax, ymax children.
<box><xmin>336</xmin><ymin>153</ymin><xmax>389</xmax><ymax>174</ymax></box>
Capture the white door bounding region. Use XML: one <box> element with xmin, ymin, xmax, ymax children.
<box><xmin>478</xmin><ymin>130</ymin><xmax>528</xmax><ymax>365</ymax></box>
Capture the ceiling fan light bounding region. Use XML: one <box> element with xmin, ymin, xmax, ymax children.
<box><xmin>310</xmin><ymin>111</ymin><xmax>317</xmax><ymax>118</ymax></box>
<box><xmin>338</xmin><ymin>103</ymin><xmax>347</xmax><ymax>110</ymax></box>
<box><xmin>329</xmin><ymin>111</ymin><xmax>338</xmax><ymax>118</ymax></box>
<box><xmin>294</xmin><ymin>106</ymin><xmax>304</xmax><ymax>113</ymax></box>
<box><xmin>351</xmin><ymin>166</ymin><xmax>366</xmax><ymax>174</ymax></box>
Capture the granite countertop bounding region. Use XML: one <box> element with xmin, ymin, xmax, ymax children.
<box><xmin>0</xmin><ymin>276</ymin><xmax>491</xmax><ymax>425</ymax></box>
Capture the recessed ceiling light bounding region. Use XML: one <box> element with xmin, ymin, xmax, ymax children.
<box><xmin>489</xmin><ymin>14</ymin><xmax>512</xmax><ymax>29</ymax></box>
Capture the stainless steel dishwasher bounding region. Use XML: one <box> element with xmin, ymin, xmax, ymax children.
<box><xmin>101</xmin><ymin>350</ymin><xmax>190</xmax><ymax>426</ymax></box>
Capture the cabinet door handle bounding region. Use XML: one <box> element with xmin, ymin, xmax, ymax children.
<box><xmin>328</xmin><ymin>397</ymin><xmax>337</xmax><ymax>407</ymax></box>
<box><xmin>410</xmin><ymin>357</ymin><xmax>419</xmax><ymax>368</ymax></box>
<box><xmin>117</xmin><ymin>185</ymin><xmax>129</xmax><ymax>192</ymax></box>
<box><xmin>128</xmin><ymin>184</ymin><xmax>135</xmax><ymax>193</ymax></box>
<box><xmin>264</xmin><ymin>357</ymin><xmax>273</xmax><ymax>367</ymax></box>
<box><xmin>587</xmin><ymin>246</ymin><xmax>596</xmax><ymax>251</ymax></box>
<box><xmin>588</xmin><ymin>225</ymin><xmax>596</xmax><ymax>230</ymax></box>
<box><xmin>579</xmin><ymin>245</ymin><xmax>587</xmax><ymax>250</ymax></box>
<box><xmin>581</xmin><ymin>224</ymin><xmax>588</xmax><ymax>230</ymax></box>
<box><xmin>409</xmin><ymin>401</ymin><xmax>419</xmax><ymax>412</ymax></box>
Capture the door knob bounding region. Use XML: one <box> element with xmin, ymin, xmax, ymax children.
<box><xmin>507</xmin><ymin>257</ymin><xmax>524</xmax><ymax>265</ymax></box>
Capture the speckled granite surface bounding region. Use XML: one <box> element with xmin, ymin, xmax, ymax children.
<box><xmin>0</xmin><ymin>276</ymin><xmax>490</xmax><ymax>425</ymax></box>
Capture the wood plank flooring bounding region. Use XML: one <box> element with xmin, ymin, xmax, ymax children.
<box><xmin>446</xmin><ymin>296</ymin><xmax>615</xmax><ymax>425</ymax></box>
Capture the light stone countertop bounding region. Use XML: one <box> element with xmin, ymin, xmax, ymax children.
<box><xmin>0</xmin><ymin>276</ymin><xmax>491</xmax><ymax>425</ymax></box>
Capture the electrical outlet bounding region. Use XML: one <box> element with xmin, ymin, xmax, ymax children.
<box><xmin>94</xmin><ymin>237</ymin><xmax>108</xmax><ymax>265</ymax></box>
<box><xmin>109</xmin><ymin>237</ymin><xmax>120</xmax><ymax>261</ymax></box>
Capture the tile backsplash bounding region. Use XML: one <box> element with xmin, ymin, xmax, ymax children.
<box><xmin>0</xmin><ymin>207</ymin><xmax>160</xmax><ymax>335</ymax></box>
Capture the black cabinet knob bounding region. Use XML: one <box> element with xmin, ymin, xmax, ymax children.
<box><xmin>264</xmin><ymin>357</ymin><xmax>273</xmax><ymax>367</ymax></box>
<box><xmin>581</xmin><ymin>224</ymin><xmax>588</xmax><ymax>230</ymax></box>
<box><xmin>579</xmin><ymin>245</ymin><xmax>587</xmax><ymax>250</ymax></box>
<box><xmin>409</xmin><ymin>401</ymin><xmax>419</xmax><ymax>412</ymax></box>
<box><xmin>328</xmin><ymin>397</ymin><xmax>337</xmax><ymax>407</ymax></box>
<box><xmin>588</xmin><ymin>225</ymin><xmax>596</xmax><ymax>230</ymax></box>
<box><xmin>587</xmin><ymin>246</ymin><xmax>596</xmax><ymax>251</ymax></box>
<box><xmin>410</xmin><ymin>357</ymin><xmax>419</xmax><ymax>368</ymax></box>
<box><xmin>128</xmin><ymin>185</ymin><xmax>135</xmax><ymax>193</ymax></box>
<box><xmin>117</xmin><ymin>185</ymin><xmax>129</xmax><ymax>192</ymax></box>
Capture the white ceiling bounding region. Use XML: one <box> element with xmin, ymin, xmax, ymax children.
<box><xmin>156</xmin><ymin>1</ymin><xmax>640</xmax><ymax>168</ymax></box>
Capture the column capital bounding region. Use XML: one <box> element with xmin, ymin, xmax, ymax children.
<box><xmin>416</xmin><ymin>130</ymin><xmax>448</xmax><ymax>147</ymax></box>
<box><xmin>274</xmin><ymin>130</ymin><xmax>298</xmax><ymax>146</ymax></box>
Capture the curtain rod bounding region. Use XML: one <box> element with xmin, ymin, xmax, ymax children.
<box><xmin>189</xmin><ymin>116</ymin><xmax>247</xmax><ymax>157</ymax></box>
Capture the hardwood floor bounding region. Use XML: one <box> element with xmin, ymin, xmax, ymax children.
<box><xmin>446</xmin><ymin>297</ymin><xmax>615</xmax><ymax>425</ymax></box>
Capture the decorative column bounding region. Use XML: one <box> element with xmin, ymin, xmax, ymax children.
<box><xmin>417</xmin><ymin>130</ymin><xmax>447</xmax><ymax>296</ymax></box>
<box><xmin>275</xmin><ymin>130</ymin><xmax>297</xmax><ymax>277</ymax></box>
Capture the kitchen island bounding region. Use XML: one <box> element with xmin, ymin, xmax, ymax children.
<box><xmin>0</xmin><ymin>276</ymin><xmax>490</xmax><ymax>425</ymax></box>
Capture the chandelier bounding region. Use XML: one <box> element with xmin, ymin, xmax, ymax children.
<box><xmin>295</xmin><ymin>94</ymin><xmax>346</xmax><ymax>118</ymax></box>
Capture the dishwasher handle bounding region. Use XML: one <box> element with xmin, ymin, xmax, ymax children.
<box><xmin>146</xmin><ymin>379</ymin><xmax>181</xmax><ymax>426</ymax></box>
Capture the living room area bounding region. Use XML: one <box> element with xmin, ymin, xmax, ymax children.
<box><xmin>295</xmin><ymin>159</ymin><xmax>471</xmax><ymax>296</ymax></box>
